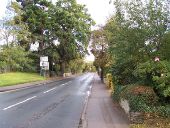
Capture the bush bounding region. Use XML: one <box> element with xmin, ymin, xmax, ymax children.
<box><xmin>154</xmin><ymin>105</ymin><xmax>170</xmax><ymax>118</ymax></box>
<box><xmin>118</xmin><ymin>85</ymin><xmax>158</xmax><ymax>112</ymax></box>
<box><xmin>112</xmin><ymin>84</ymin><xmax>125</xmax><ymax>101</ymax></box>
<box><xmin>111</xmin><ymin>59</ymin><xmax>137</xmax><ymax>85</ymax></box>
<box><xmin>105</xmin><ymin>73</ymin><xmax>114</xmax><ymax>90</ymax></box>
<box><xmin>134</xmin><ymin>60</ymin><xmax>170</xmax><ymax>98</ymax></box>
<box><xmin>113</xmin><ymin>84</ymin><xmax>170</xmax><ymax>118</ymax></box>
<box><xmin>0</xmin><ymin>45</ymin><xmax>33</xmax><ymax>72</ymax></box>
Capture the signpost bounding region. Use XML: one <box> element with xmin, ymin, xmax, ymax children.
<box><xmin>40</xmin><ymin>56</ymin><xmax>48</xmax><ymax>62</ymax></box>
<box><xmin>40</xmin><ymin>56</ymin><xmax>49</xmax><ymax>77</ymax></box>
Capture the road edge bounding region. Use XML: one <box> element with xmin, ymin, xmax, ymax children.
<box><xmin>78</xmin><ymin>74</ymin><xmax>95</xmax><ymax>128</ymax></box>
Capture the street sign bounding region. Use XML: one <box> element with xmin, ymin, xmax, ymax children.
<box><xmin>40</xmin><ymin>56</ymin><xmax>48</xmax><ymax>62</ymax></box>
<box><xmin>44</xmin><ymin>62</ymin><xmax>49</xmax><ymax>70</ymax></box>
<box><xmin>40</xmin><ymin>56</ymin><xmax>49</xmax><ymax>76</ymax></box>
<box><xmin>40</xmin><ymin>61</ymin><xmax>49</xmax><ymax>67</ymax></box>
<box><xmin>40</xmin><ymin>56</ymin><xmax>49</xmax><ymax>70</ymax></box>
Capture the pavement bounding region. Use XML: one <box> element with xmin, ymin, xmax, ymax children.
<box><xmin>84</xmin><ymin>74</ymin><xmax>129</xmax><ymax>128</ymax></box>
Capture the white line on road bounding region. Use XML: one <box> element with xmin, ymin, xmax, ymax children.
<box><xmin>65</xmin><ymin>81</ymin><xmax>72</xmax><ymax>85</ymax></box>
<box><xmin>3</xmin><ymin>96</ymin><xmax>37</xmax><ymax>110</ymax></box>
<box><xmin>60</xmin><ymin>83</ymin><xmax>65</xmax><ymax>86</ymax></box>
<box><xmin>43</xmin><ymin>87</ymin><xmax>56</xmax><ymax>94</ymax></box>
<box><xmin>43</xmin><ymin>81</ymin><xmax>72</xmax><ymax>94</ymax></box>
<box><xmin>59</xmin><ymin>81</ymin><xmax>72</xmax><ymax>87</ymax></box>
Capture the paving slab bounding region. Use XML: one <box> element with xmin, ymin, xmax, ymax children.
<box><xmin>86</xmin><ymin>74</ymin><xmax>129</xmax><ymax>128</ymax></box>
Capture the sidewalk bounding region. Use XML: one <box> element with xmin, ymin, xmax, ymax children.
<box><xmin>86</xmin><ymin>74</ymin><xmax>129</xmax><ymax>128</ymax></box>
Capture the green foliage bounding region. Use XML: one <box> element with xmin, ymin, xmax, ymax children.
<box><xmin>104</xmin><ymin>0</ymin><xmax>170</xmax><ymax>101</ymax></box>
<box><xmin>69</xmin><ymin>59</ymin><xmax>85</xmax><ymax>74</ymax></box>
<box><xmin>91</xmin><ymin>28</ymin><xmax>113</xmax><ymax>81</ymax></box>
<box><xmin>114</xmin><ymin>85</ymin><xmax>158</xmax><ymax>112</ymax></box>
<box><xmin>113</xmin><ymin>84</ymin><xmax>170</xmax><ymax>118</ymax></box>
<box><xmin>154</xmin><ymin>105</ymin><xmax>170</xmax><ymax>118</ymax></box>
<box><xmin>7</xmin><ymin>0</ymin><xmax>94</xmax><ymax>75</ymax></box>
<box><xmin>9</xmin><ymin>2</ymin><xmax>31</xmax><ymax>50</ymax></box>
<box><xmin>159</xmin><ymin>32</ymin><xmax>170</xmax><ymax>61</ymax></box>
<box><xmin>112</xmin><ymin>84</ymin><xmax>124</xmax><ymax>101</ymax></box>
<box><xmin>134</xmin><ymin>60</ymin><xmax>170</xmax><ymax>98</ymax></box>
<box><xmin>52</xmin><ymin>0</ymin><xmax>94</xmax><ymax>74</ymax></box>
<box><xmin>83</xmin><ymin>62</ymin><xmax>95</xmax><ymax>72</ymax></box>
<box><xmin>111</xmin><ymin>59</ymin><xmax>137</xmax><ymax>85</ymax></box>
<box><xmin>0</xmin><ymin>45</ymin><xmax>33</xmax><ymax>72</ymax></box>
<box><xmin>54</xmin><ymin>64</ymin><xmax>61</xmax><ymax>75</ymax></box>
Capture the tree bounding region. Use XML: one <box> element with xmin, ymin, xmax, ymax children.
<box><xmin>104</xmin><ymin>0</ymin><xmax>170</xmax><ymax>98</ymax></box>
<box><xmin>14</xmin><ymin>0</ymin><xmax>94</xmax><ymax>76</ymax></box>
<box><xmin>0</xmin><ymin>45</ymin><xmax>33</xmax><ymax>72</ymax></box>
<box><xmin>0</xmin><ymin>4</ymin><xmax>15</xmax><ymax>46</ymax></box>
<box><xmin>91</xmin><ymin>27</ymin><xmax>112</xmax><ymax>82</ymax></box>
<box><xmin>104</xmin><ymin>0</ymin><xmax>170</xmax><ymax>84</ymax></box>
<box><xmin>15</xmin><ymin>0</ymin><xmax>52</xmax><ymax>51</ymax></box>
<box><xmin>69</xmin><ymin>58</ymin><xmax>85</xmax><ymax>74</ymax></box>
<box><xmin>51</xmin><ymin>0</ymin><xmax>94</xmax><ymax>76</ymax></box>
<box><xmin>8</xmin><ymin>2</ymin><xmax>32</xmax><ymax>50</ymax></box>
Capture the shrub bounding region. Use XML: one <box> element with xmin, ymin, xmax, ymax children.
<box><xmin>111</xmin><ymin>59</ymin><xmax>137</xmax><ymax>85</ymax></box>
<box><xmin>114</xmin><ymin>84</ymin><xmax>170</xmax><ymax>118</ymax></box>
<box><xmin>105</xmin><ymin>73</ymin><xmax>114</xmax><ymax>90</ymax></box>
<box><xmin>119</xmin><ymin>85</ymin><xmax>158</xmax><ymax>112</ymax></box>
<box><xmin>0</xmin><ymin>45</ymin><xmax>33</xmax><ymax>72</ymax></box>
<box><xmin>134</xmin><ymin>60</ymin><xmax>170</xmax><ymax>98</ymax></box>
<box><xmin>112</xmin><ymin>84</ymin><xmax>125</xmax><ymax>101</ymax></box>
<box><xmin>154</xmin><ymin>105</ymin><xmax>170</xmax><ymax>118</ymax></box>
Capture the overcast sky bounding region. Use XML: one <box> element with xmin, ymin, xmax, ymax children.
<box><xmin>76</xmin><ymin>0</ymin><xmax>114</xmax><ymax>26</ymax></box>
<box><xmin>0</xmin><ymin>0</ymin><xmax>9</xmax><ymax>18</ymax></box>
<box><xmin>0</xmin><ymin>0</ymin><xmax>114</xmax><ymax>25</ymax></box>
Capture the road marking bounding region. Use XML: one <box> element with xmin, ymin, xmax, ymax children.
<box><xmin>87</xmin><ymin>91</ymin><xmax>91</xmax><ymax>97</ymax></box>
<box><xmin>65</xmin><ymin>81</ymin><xmax>72</xmax><ymax>85</ymax></box>
<box><xmin>60</xmin><ymin>83</ymin><xmax>65</xmax><ymax>86</ymax></box>
<box><xmin>43</xmin><ymin>87</ymin><xmax>56</xmax><ymax>94</ymax></box>
<box><xmin>3</xmin><ymin>96</ymin><xmax>37</xmax><ymax>110</ymax></box>
<box><xmin>43</xmin><ymin>81</ymin><xmax>72</xmax><ymax>94</ymax></box>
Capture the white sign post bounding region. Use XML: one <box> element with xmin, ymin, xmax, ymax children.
<box><xmin>40</xmin><ymin>56</ymin><xmax>49</xmax><ymax>77</ymax></box>
<box><xmin>40</xmin><ymin>56</ymin><xmax>48</xmax><ymax>62</ymax></box>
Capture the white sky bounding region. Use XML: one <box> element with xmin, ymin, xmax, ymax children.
<box><xmin>77</xmin><ymin>0</ymin><xmax>114</xmax><ymax>26</ymax></box>
<box><xmin>0</xmin><ymin>0</ymin><xmax>115</xmax><ymax>61</ymax></box>
<box><xmin>0</xmin><ymin>0</ymin><xmax>9</xmax><ymax>19</ymax></box>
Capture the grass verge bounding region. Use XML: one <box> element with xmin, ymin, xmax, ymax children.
<box><xmin>0</xmin><ymin>72</ymin><xmax>46</xmax><ymax>87</ymax></box>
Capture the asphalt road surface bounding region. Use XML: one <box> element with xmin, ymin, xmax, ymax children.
<box><xmin>0</xmin><ymin>73</ymin><xmax>94</xmax><ymax>128</ymax></box>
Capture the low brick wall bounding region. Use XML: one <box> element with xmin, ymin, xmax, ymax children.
<box><xmin>130</xmin><ymin>112</ymin><xmax>144</xmax><ymax>124</ymax></box>
<box><xmin>119</xmin><ymin>98</ymin><xmax>144</xmax><ymax>124</ymax></box>
<box><xmin>120</xmin><ymin>99</ymin><xmax>130</xmax><ymax>114</ymax></box>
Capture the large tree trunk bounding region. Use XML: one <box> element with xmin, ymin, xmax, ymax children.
<box><xmin>61</xmin><ymin>61</ymin><xmax>65</xmax><ymax>77</ymax></box>
<box><xmin>100</xmin><ymin>67</ymin><xmax>104</xmax><ymax>82</ymax></box>
<box><xmin>39</xmin><ymin>41</ymin><xmax>44</xmax><ymax>53</ymax></box>
<box><xmin>49</xmin><ymin>57</ymin><xmax>53</xmax><ymax>77</ymax></box>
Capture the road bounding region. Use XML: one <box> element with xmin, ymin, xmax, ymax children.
<box><xmin>0</xmin><ymin>73</ymin><xmax>94</xmax><ymax>128</ymax></box>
